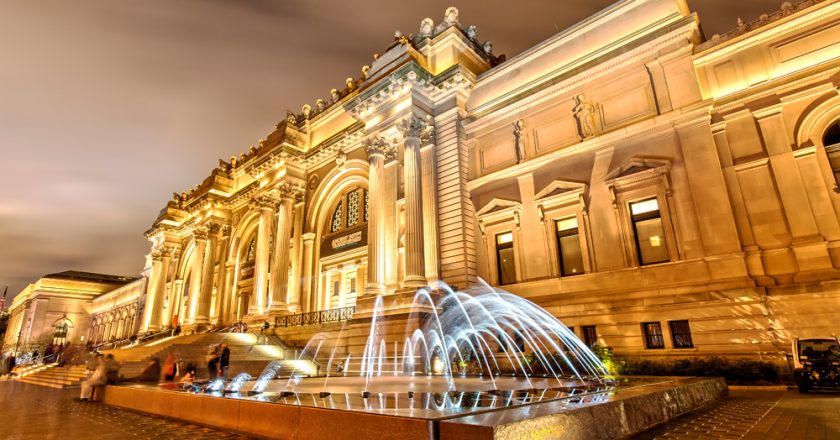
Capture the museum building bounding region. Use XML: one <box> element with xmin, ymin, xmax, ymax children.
<box><xmin>5</xmin><ymin>0</ymin><xmax>840</xmax><ymax>362</ymax></box>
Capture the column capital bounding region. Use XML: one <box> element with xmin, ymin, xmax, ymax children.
<box><xmin>277</xmin><ymin>183</ymin><xmax>306</xmax><ymax>203</ymax></box>
<box><xmin>192</xmin><ymin>226</ymin><xmax>209</xmax><ymax>241</ymax></box>
<box><xmin>364</xmin><ymin>136</ymin><xmax>397</xmax><ymax>160</ymax></box>
<box><xmin>150</xmin><ymin>251</ymin><xmax>164</xmax><ymax>262</ymax></box>
<box><xmin>251</xmin><ymin>194</ymin><xmax>280</xmax><ymax>211</ymax></box>
<box><xmin>397</xmin><ymin>114</ymin><xmax>434</xmax><ymax>144</ymax></box>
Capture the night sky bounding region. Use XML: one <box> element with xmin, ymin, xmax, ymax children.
<box><xmin>0</xmin><ymin>0</ymin><xmax>779</xmax><ymax>306</ymax></box>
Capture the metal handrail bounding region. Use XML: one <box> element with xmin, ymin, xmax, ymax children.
<box><xmin>274</xmin><ymin>306</ymin><xmax>355</xmax><ymax>328</ymax></box>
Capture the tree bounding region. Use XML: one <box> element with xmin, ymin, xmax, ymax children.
<box><xmin>0</xmin><ymin>311</ymin><xmax>9</xmax><ymax>351</ymax></box>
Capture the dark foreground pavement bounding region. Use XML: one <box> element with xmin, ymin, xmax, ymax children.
<box><xmin>634</xmin><ymin>389</ymin><xmax>840</xmax><ymax>439</ymax></box>
<box><xmin>0</xmin><ymin>381</ymin><xmax>254</xmax><ymax>440</ymax></box>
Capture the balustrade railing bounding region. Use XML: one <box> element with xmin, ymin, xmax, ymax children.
<box><xmin>275</xmin><ymin>306</ymin><xmax>355</xmax><ymax>327</ymax></box>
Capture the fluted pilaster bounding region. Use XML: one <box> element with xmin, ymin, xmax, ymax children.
<box><xmin>249</xmin><ymin>195</ymin><xmax>277</xmax><ymax>316</ymax></box>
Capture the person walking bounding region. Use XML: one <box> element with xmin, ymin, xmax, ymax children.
<box><xmin>219</xmin><ymin>344</ymin><xmax>230</xmax><ymax>380</ymax></box>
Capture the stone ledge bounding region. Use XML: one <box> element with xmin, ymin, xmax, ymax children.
<box><xmin>439</xmin><ymin>377</ymin><xmax>727</xmax><ymax>440</ymax></box>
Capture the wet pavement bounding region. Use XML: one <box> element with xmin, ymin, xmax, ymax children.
<box><xmin>634</xmin><ymin>389</ymin><xmax>840</xmax><ymax>440</ymax></box>
<box><xmin>0</xmin><ymin>381</ymin><xmax>255</xmax><ymax>440</ymax></box>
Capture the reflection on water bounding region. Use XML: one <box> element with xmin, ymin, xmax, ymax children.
<box><xmin>153</xmin><ymin>375</ymin><xmax>637</xmax><ymax>420</ymax></box>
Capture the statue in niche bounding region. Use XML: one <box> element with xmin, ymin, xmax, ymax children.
<box><xmin>572</xmin><ymin>94</ymin><xmax>596</xmax><ymax>140</ymax></box>
<box><xmin>513</xmin><ymin>120</ymin><xmax>526</xmax><ymax>164</ymax></box>
<box><xmin>419</xmin><ymin>18</ymin><xmax>434</xmax><ymax>38</ymax></box>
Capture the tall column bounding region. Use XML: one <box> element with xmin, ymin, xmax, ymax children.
<box><xmin>213</xmin><ymin>227</ymin><xmax>230</xmax><ymax>326</ymax></box>
<box><xmin>249</xmin><ymin>196</ymin><xmax>276</xmax><ymax>316</ymax></box>
<box><xmin>420</xmin><ymin>143</ymin><xmax>440</xmax><ymax>282</ymax></box>
<box><xmin>187</xmin><ymin>227</ymin><xmax>208</xmax><ymax>325</ymax></box>
<box><xmin>301</xmin><ymin>233</ymin><xmax>316</xmax><ymax>312</ymax></box>
<box><xmin>398</xmin><ymin>114</ymin><xmax>433</xmax><ymax>288</ymax></box>
<box><xmin>194</xmin><ymin>224</ymin><xmax>219</xmax><ymax>326</ymax></box>
<box><xmin>364</xmin><ymin>137</ymin><xmax>396</xmax><ymax>295</ymax></box>
<box><xmin>147</xmin><ymin>249</ymin><xmax>172</xmax><ymax>331</ymax></box>
<box><xmin>141</xmin><ymin>251</ymin><xmax>163</xmax><ymax>333</ymax></box>
<box><xmin>269</xmin><ymin>186</ymin><xmax>301</xmax><ymax>314</ymax></box>
<box><xmin>287</xmin><ymin>203</ymin><xmax>304</xmax><ymax>311</ymax></box>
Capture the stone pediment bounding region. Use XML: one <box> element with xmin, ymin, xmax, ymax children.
<box><xmin>475</xmin><ymin>198</ymin><xmax>521</xmax><ymax>217</ymax></box>
<box><xmin>534</xmin><ymin>180</ymin><xmax>588</xmax><ymax>202</ymax></box>
<box><xmin>604</xmin><ymin>157</ymin><xmax>671</xmax><ymax>182</ymax></box>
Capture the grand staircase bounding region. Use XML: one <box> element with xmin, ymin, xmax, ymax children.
<box><xmin>16</xmin><ymin>365</ymin><xmax>88</xmax><ymax>388</ymax></box>
<box><xmin>101</xmin><ymin>332</ymin><xmax>314</xmax><ymax>380</ymax></box>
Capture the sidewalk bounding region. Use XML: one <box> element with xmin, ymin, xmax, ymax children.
<box><xmin>0</xmin><ymin>381</ymin><xmax>254</xmax><ymax>439</ymax></box>
<box><xmin>634</xmin><ymin>389</ymin><xmax>840</xmax><ymax>439</ymax></box>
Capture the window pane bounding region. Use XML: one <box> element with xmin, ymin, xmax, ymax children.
<box><xmin>635</xmin><ymin>217</ymin><xmax>669</xmax><ymax>265</ymax></box>
<box><xmin>556</xmin><ymin>217</ymin><xmax>578</xmax><ymax>232</ymax></box>
<box><xmin>496</xmin><ymin>247</ymin><xmax>516</xmax><ymax>285</ymax></box>
<box><xmin>630</xmin><ymin>198</ymin><xmax>659</xmax><ymax>215</ymax></box>
<box><xmin>669</xmin><ymin>320</ymin><xmax>694</xmax><ymax>349</ymax></box>
<box><xmin>642</xmin><ymin>322</ymin><xmax>665</xmax><ymax>349</ymax></box>
<box><xmin>331</xmin><ymin>202</ymin><xmax>342</xmax><ymax>232</ymax></box>
<box><xmin>558</xmin><ymin>233</ymin><xmax>584</xmax><ymax>276</ymax></box>
<box><xmin>347</xmin><ymin>190</ymin><xmax>359</xmax><ymax>227</ymax></box>
<box><xmin>582</xmin><ymin>326</ymin><xmax>597</xmax><ymax>347</ymax></box>
<box><xmin>496</xmin><ymin>232</ymin><xmax>513</xmax><ymax>245</ymax></box>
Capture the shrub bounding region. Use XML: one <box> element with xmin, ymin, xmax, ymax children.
<box><xmin>613</xmin><ymin>355</ymin><xmax>781</xmax><ymax>385</ymax></box>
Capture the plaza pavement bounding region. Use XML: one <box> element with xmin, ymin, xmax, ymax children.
<box><xmin>0</xmin><ymin>381</ymin><xmax>254</xmax><ymax>439</ymax></box>
<box><xmin>1</xmin><ymin>380</ymin><xmax>838</xmax><ymax>439</ymax></box>
<box><xmin>633</xmin><ymin>389</ymin><xmax>840</xmax><ymax>440</ymax></box>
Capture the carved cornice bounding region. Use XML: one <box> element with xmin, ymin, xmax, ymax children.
<box><xmin>363</xmin><ymin>136</ymin><xmax>397</xmax><ymax>160</ymax></box>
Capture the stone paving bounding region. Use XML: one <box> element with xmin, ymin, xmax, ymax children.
<box><xmin>0</xmin><ymin>381</ymin><xmax>255</xmax><ymax>440</ymax></box>
<box><xmin>634</xmin><ymin>389</ymin><xmax>840</xmax><ymax>440</ymax></box>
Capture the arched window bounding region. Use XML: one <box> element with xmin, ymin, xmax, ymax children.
<box><xmin>53</xmin><ymin>319</ymin><xmax>72</xmax><ymax>346</ymax></box>
<box><xmin>246</xmin><ymin>237</ymin><xmax>257</xmax><ymax>262</ymax></box>
<box><xmin>327</xmin><ymin>187</ymin><xmax>369</xmax><ymax>234</ymax></box>
<box><xmin>330</xmin><ymin>202</ymin><xmax>343</xmax><ymax>232</ymax></box>
<box><xmin>822</xmin><ymin>121</ymin><xmax>840</xmax><ymax>190</ymax></box>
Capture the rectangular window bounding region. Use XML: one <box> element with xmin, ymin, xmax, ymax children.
<box><xmin>332</xmin><ymin>280</ymin><xmax>340</xmax><ymax>297</ymax></box>
<box><xmin>348</xmin><ymin>276</ymin><xmax>356</xmax><ymax>294</ymax></box>
<box><xmin>630</xmin><ymin>198</ymin><xmax>670</xmax><ymax>265</ymax></box>
<box><xmin>555</xmin><ymin>217</ymin><xmax>584</xmax><ymax>276</ymax></box>
<box><xmin>642</xmin><ymin>322</ymin><xmax>665</xmax><ymax>349</ymax></box>
<box><xmin>582</xmin><ymin>325</ymin><xmax>598</xmax><ymax>347</ymax></box>
<box><xmin>669</xmin><ymin>320</ymin><xmax>694</xmax><ymax>349</ymax></box>
<box><xmin>495</xmin><ymin>232</ymin><xmax>516</xmax><ymax>285</ymax></box>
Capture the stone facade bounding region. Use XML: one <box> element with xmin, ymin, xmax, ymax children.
<box><xmin>11</xmin><ymin>0</ymin><xmax>839</xmax><ymax>363</ymax></box>
<box><xmin>1</xmin><ymin>271</ymin><xmax>138</xmax><ymax>353</ymax></box>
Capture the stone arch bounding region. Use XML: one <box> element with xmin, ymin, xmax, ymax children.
<box><xmin>305</xmin><ymin>159</ymin><xmax>370</xmax><ymax>233</ymax></box>
<box><xmin>795</xmin><ymin>92</ymin><xmax>840</xmax><ymax>148</ymax></box>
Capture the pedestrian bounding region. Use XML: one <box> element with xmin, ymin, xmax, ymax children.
<box><xmin>219</xmin><ymin>344</ymin><xmax>230</xmax><ymax>379</ymax></box>
<box><xmin>206</xmin><ymin>344</ymin><xmax>220</xmax><ymax>379</ymax></box>
<box><xmin>104</xmin><ymin>354</ymin><xmax>121</xmax><ymax>385</ymax></box>
<box><xmin>79</xmin><ymin>354</ymin><xmax>106</xmax><ymax>401</ymax></box>
<box><xmin>261</xmin><ymin>320</ymin><xmax>270</xmax><ymax>343</ymax></box>
<box><xmin>162</xmin><ymin>350</ymin><xmax>179</xmax><ymax>381</ymax></box>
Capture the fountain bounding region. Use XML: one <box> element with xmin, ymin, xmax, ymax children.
<box><xmin>108</xmin><ymin>282</ymin><xmax>726</xmax><ymax>439</ymax></box>
<box><xmin>237</xmin><ymin>282</ymin><xmax>614</xmax><ymax>414</ymax></box>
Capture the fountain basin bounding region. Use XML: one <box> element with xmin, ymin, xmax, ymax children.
<box><xmin>102</xmin><ymin>376</ymin><xmax>726</xmax><ymax>439</ymax></box>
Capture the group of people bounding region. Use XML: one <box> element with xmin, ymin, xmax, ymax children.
<box><xmin>206</xmin><ymin>344</ymin><xmax>230</xmax><ymax>379</ymax></box>
<box><xmin>79</xmin><ymin>353</ymin><xmax>121</xmax><ymax>401</ymax></box>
